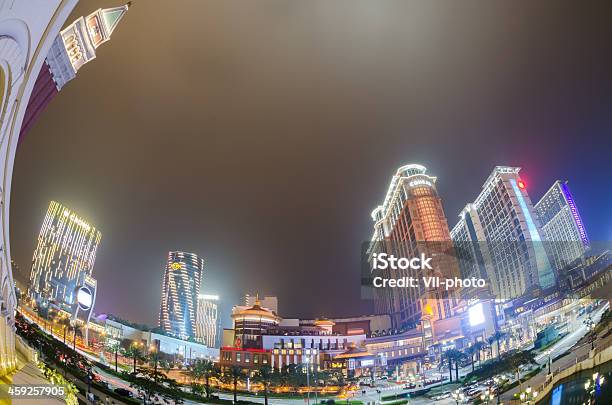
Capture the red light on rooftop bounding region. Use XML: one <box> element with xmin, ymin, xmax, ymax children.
<box><xmin>518</xmin><ymin>180</ymin><xmax>526</xmax><ymax>190</ymax></box>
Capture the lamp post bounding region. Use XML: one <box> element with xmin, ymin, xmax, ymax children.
<box><xmin>451</xmin><ymin>388</ymin><xmax>466</xmax><ymax>405</ymax></box>
<box><xmin>584</xmin><ymin>317</ymin><xmax>596</xmax><ymax>350</ymax></box>
<box><xmin>305</xmin><ymin>354</ymin><xmax>310</xmax><ymax>405</ymax></box>
<box><xmin>480</xmin><ymin>388</ymin><xmax>494</xmax><ymax>404</ymax></box>
<box><xmin>519</xmin><ymin>385</ymin><xmax>538</xmax><ymax>404</ymax></box>
<box><xmin>492</xmin><ymin>376</ymin><xmax>502</xmax><ymax>404</ymax></box>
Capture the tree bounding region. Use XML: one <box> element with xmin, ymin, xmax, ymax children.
<box><xmin>72</xmin><ymin>323</ymin><xmax>82</xmax><ymax>352</ymax></box>
<box><xmin>486</xmin><ymin>336</ymin><xmax>495</xmax><ymax>359</ymax></box>
<box><xmin>445</xmin><ymin>349</ymin><xmax>463</xmax><ymax>382</ymax></box>
<box><xmin>506</xmin><ymin>350</ymin><xmax>536</xmax><ymax>394</ymax></box>
<box><xmin>254</xmin><ymin>365</ymin><xmax>273</xmax><ymax>405</ymax></box>
<box><xmin>106</xmin><ymin>341</ymin><xmax>120</xmax><ymax>372</ymax></box>
<box><xmin>464</xmin><ymin>345</ymin><xmax>476</xmax><ymax>373</ymax></box>
<box><xmin>439</xmin><ymin>350</ymin><xmax>453</xmax><ymax>382</ymax></box>
<box><xmin>148</xmin><ymin>347</ymin><xmax>161</xmax><ymax>382</ymax></box>
<box><xmin>129</xmin><ymin>368</ymin><xmax>180</xmax><ymax>403</ymax></box>
<box><xmin>123</xmin><ymin>343</ymin><xmax>144</xmax><ymax>373</ymax></box>
<box><xmin>58</xmin><ymin>317</ymin><xmax>71</xmax><ymax>345</ymax></box>
<box><xmin>225</xmin><ymin>365</ymin><xmax>244</xmax><ymax>404</ymax></box>
<box><xmin>472</xmin><ymin>341</ymin><xmax>486</xmax><ymax>368</ymax></box>
<box><xmin>190</xmin><ymin>359</ymin><xmax>219</xmax><ymax>398</ymax></box>
<box><xmin>490</xmin><ymin>331</ymin><xmax>507</xmax><ymax>358</ymax></box>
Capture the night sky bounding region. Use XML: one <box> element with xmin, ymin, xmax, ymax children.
<box><xmin>10</xmin><ymin>0</ymin><xmax>612</xmax><ymax>329</ymax></box>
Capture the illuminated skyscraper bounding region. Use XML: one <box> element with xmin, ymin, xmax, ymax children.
<box><xmin>196</xmin><ymin>294</ymin><xmax>219</xmax><ymax>347</ymax></box>
<box><xmin>29</xmin><ymin>201</ymin><xmax>102</xmax><ymax>310</ymax></box>
<box><xmin>450</xmin><ymin>167</ymin><xmax>556</xmax><ymax>299</ymax></box>
<box><xmin>535</xmin><ymin>180</ymin><xmax>589</xmax><ymax>271</ymax></box>
<box><xmin>369</xmin><ymin>164</ymin><xmax>460</xmax><ymax>333</ymax></box>
<box><xmin>159</xmin><ymin>251</ymin><xmax>204</xmax><ymax>339</ymax></box>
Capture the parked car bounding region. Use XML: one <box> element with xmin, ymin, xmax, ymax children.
<box><xmin>114</xmin><ymin>388</ymin><xmax>134</xmax><ymax>398</ymax></box>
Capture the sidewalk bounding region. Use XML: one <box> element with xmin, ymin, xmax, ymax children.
<box><xmin>501</xmin><ymin>323</ymin><xmax>610</xmax><ymax>402</ymax></box>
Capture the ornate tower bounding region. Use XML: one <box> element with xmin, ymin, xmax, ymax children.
<box><xmin>19</xmin><ymin>3</ymin><xmax>131</xmax><ymax>140</ymax></box>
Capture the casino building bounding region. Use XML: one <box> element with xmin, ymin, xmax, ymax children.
<box><xmin>29</xmin><ymin>201</ymin><xmax>102</xmax><ymax>312</ymax></box>
<box><xmin>159</xmin><ymin>251</ymin><xmax>204</xmax><ymax>340</ymax></box>
<box><xmin>451</xmin><ymin>167</ymin><xmax>556</xmax><ymax>300</ymax></box>
<box><xmin>368</xmin><ymin>164</ymin><xmax>461</xmax><ymax>337</ymax></box>
<box><xmin>535</xmin><ymin>180</ymin><xmax>590</xmax><ymax>273</ymax></box>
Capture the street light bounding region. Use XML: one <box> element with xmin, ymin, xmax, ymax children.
<box><xmin>519</xmin><ymin>385</ymin><xmax>538</xmax><ymax>404</ymax></box>
<box><xmin>492</xmin><ymin>376</ymin><xmax>503</xmax><ymax>404</ymax></box>
<box><xmin>452</xmin><ymin>388</ymin><xmax>466</xmax><ymax>405</ymax></box>
<box><xmin>304</xmin><ymin>354</ymin><xmax>311</xmax><ymax>405</ymax></box>
<box><xmin>481</xmin><ymin>388</ymin><xmax>494</xmax><ymax>404</ymax></box>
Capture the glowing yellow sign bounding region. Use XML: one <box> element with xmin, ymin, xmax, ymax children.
<box><xmin>170</xmin><ymin>262</ymin><xmax>182</xmax><ymax>270</ymax></box>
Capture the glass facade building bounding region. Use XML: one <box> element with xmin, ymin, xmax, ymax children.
<box><xmin>159</xmin><ymin>251</ymin><xmax>204</xmax><ymax>339</ymax></box>
<box><xmin>29</xmin><ymin>201</ymin><xmax>102</xmax><ymax>310</ymax></box>
<box><xmin>450</xmin><ymin>167</ymin><xmax>556</xmax><ymax>300</ymax></box>
<box><xmin>535</xmin><ymin>180</ymin><xmax>589</xmax><ymax>272</ymax></box>
<box><xmin>196</xmin><ymin>294</ymin><xmax>219</xmax><ymax>347</ymax></box>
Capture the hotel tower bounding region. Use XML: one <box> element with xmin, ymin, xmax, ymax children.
<box><xmin>451</xmin><ymin>167</ymin><xmax>556</xmax><ymax>299</ymax></box>
<box><xmin>29</xmin><ymin>201</ymin><xmax>101</xmax><ymax>309</ymax></box>
<box><xmin>159</xmin><ymin>251</ymin><xmax>204</xmax><ymax>339</ymax></box>
<box><xmin>369</xmin><ymin>164</ymin><xmax>460</xmax><ymax>338</ymax></box>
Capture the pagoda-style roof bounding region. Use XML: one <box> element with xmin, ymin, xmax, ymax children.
<box><xmin>231</xmin><ymin>299</ymin><xmax>280</xmax><ymax>322</ymax></box>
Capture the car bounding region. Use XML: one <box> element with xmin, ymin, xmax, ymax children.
<box><xmin>114</xmin><ymin>388</ymin><xmax>134</xmax><ymax>398</ymax></box>
<box><xmin>434</xmin><ymin>392</ymin><xmax>451</xmax><ymax>399</ymax></box>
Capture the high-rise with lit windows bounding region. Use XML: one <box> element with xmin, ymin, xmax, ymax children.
<box><xmin>196</xmin><ymin>294</ymin><xmax>219</xmax><ymax>347</ymax></box>
<box><xmin>29</xmin><ymin>201</ymin><xmax>102</xmax><ymax>310</ymax></box>
<box><xmin>159</xmin><ymin>251</ymin><xmax>204</xmax><ymax>339</ymax></box>
<box><xmin>369</xmin><ymin>164</ymin><xmax>460</xmax><ymax>334</ymax></box>
<box><xmin>450</xmin><ymin>167</ymin><xmax>556</xmax><ymax>299</ymax></box>
<box><xmin>535</xmin><ymin>180</ymin><xmax>589</xmax><ymax>272</ymax></box>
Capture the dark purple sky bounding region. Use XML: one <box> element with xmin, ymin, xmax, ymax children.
<box><xmin>11</xmin><ymin>0</ymin><xmax>612</xmax><ymax>328</ymax></box>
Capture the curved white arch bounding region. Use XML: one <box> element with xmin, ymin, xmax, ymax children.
<box><xmin>0</xmin><ymin>0</ymin><xmax>78</xmax><ymax>377</ymax></box>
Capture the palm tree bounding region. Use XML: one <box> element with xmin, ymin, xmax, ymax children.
<box><xmin>123</xmin><ymin>343</ymin><xmax>144</xmax><ymax>373</ymax></box>
<box><xmin>72</xmin><ymin>323</ymin><xmax>82</xmax><ymax>352</ymax></box>
<box><xmin>440</xmin><ymin>350</ymin><xmax>454</xmax><ymax>382</ymax></box>
<box><xmin>491</xmin><ymin>331</ymin><xmax>507</xmax><ymax>358</ymax></box>
<box><xmin>191</xmin><ymin>359</ymin><xmax>219</xmax><ymax>398</ymax></box>
<box><xmin>106</xmin><ymin>341</ymin><xmax>120</xmax><ymax>372</ymax></box>
<box><xmin>486</xmin><ymin>336</ymin><xmax>495</xmax><ymax>359</ymax></box>
<box><xmin>464</xmin><ymin>345</ymin><xmax>476</xmax><ymax>373</ymax></box>
<box><xmin>58</xmin><ymin>317</ymin><xmax>71</xmax><ymax>345</ymax></box>
<box><xmin>472</xmin><ymin>341</ymin><xmax>486</xmax><ymax>369</ymax></box>
<box><xmin>254</xmin><ymin>365</ymin><xmax>273</xmax><ymax>405</ymax></box>
<box><xmin>446</xmin><ymin>349</ymin><xmax>463</xmax><ymax>382</ymax></box>
<box><xmin>226</xmin><ymin>365</ymin><xmax>244</xmax><ymax>404</ymax></box>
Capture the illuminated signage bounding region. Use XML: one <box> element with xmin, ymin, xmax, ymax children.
<box><xmin>408</xmin><ymin>179</ymin><xmax>433</xmax><ymax>188</ymax></box>
<box><xmin>77</xmin><ymin>286</ymin><xmax>93</xmax><ymax>310</ymax></box>
<box><xmin>468</xmin><ymin>302</ymin><xmax>485</xmax><ymax>327</ymax></box>
<box><xmin>170</xmin><ymin>262</ymin><xmax>182</xmax><ymax>270</ymax></box>
<box><xmin>360</xmin><ymin>359</ymin><xmax>374</xmax><ymax>367</ymax></box>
